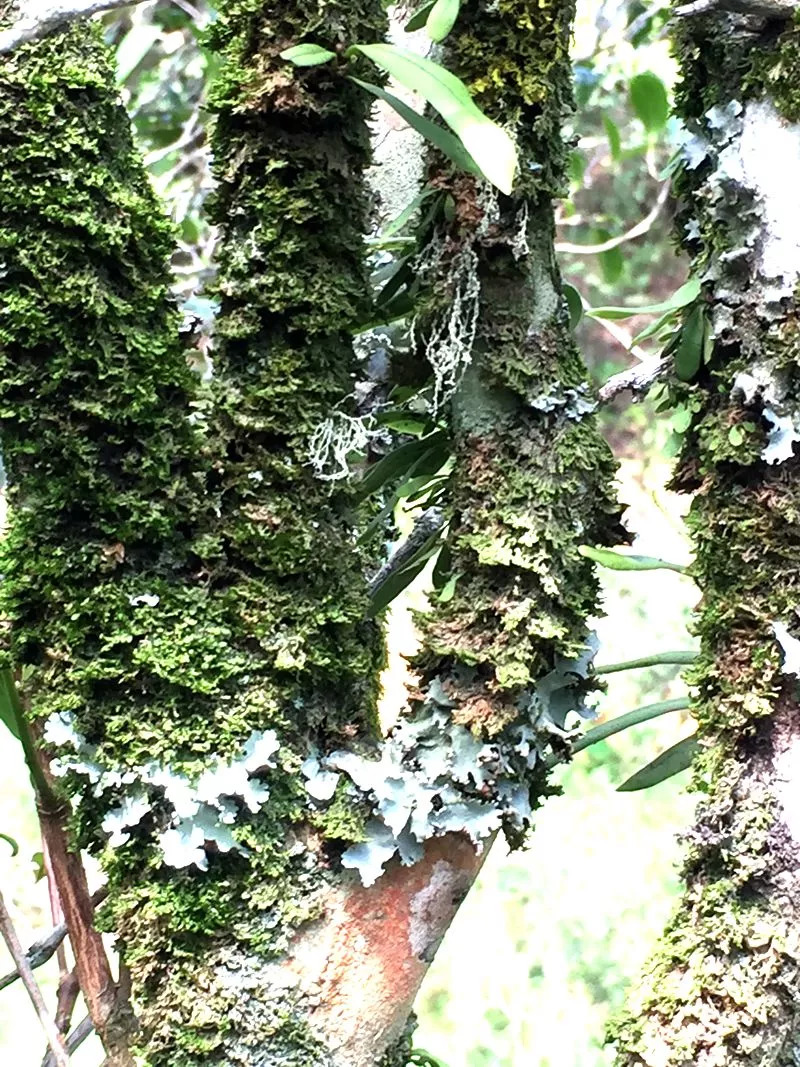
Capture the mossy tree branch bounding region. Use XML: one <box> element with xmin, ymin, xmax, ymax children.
<box><xmin>611</xmin><ymin>8</ymin><xmax>800</xmax><ymax>1065</ymax></box>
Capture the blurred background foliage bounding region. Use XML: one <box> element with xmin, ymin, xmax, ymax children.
<box><xmin>1</xmin><ymin>1</ymin><xmax>699</xmax><ymax>1064</ymax></box>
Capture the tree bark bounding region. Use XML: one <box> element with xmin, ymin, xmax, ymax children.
<box><xmin>611</xmin><ymin>9</ymin><xmax>800</xmax><ymax>1066</ymax></box>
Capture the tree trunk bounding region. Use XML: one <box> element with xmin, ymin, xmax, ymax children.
<box><xmin>611</xmin><ymin>9</ymin><xmax>800</xmax><ymax>1065</ymax></box>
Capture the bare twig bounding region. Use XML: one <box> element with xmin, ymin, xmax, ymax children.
<box><xmin>0</xmin><ymin>889</ymin><xmax>70</xmax><ymax>1067</ymax></box>
<box><xmin>556</xmin><ymin>183</ymin><xmax>670</xmax><ymax>255</ymax></box>
<box><xmin>42</xmin><ymin>1015</ymin><xmax>94</xmax><ymax>1067</ymax></box>
<box><xmin>599</xmin><ymin>354</ymin><xmax>671</xmax><ymax>402</ymax></box>
<box><xmin>0</xmin><ymin>888</ymin><xmax>107</xmax><ymax>992</ymax></box>
<box><xmin>53</xmin><ymin>970</ymin><xmax>81</xmax><ymax>1036</ymax></box>
<box><xmin>0</xmin><ymin>0</ymin><xmax>147</xmax><ymax>54</ymax></box>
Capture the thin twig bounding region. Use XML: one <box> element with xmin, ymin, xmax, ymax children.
<box><xmin>0</xmin><ymin>888</ymin><xmax>108</xmax><ymax>992</ymax></box>
<box><xmin>556</xmin><ymin>183</ymin><xmax>670</xmax><ymax>256</ymax></box>
<box><xmin>599</xmin><ymin>354</ymin><xmax>671</xmax><ymax>402</ymax></box>
<box><xmin>42</xmin><ymin>1015</ymin><xmax>94</xmax><ymax>1067</ymax></box>
<box><xmin>0</xmin><ymin>889</ymin><xmax>70</xmax><ymax>1067</ymax></box>
<box><xmin>0</xmin><ymin>0</ymin><xmax>146</xmax><ymax>54</ymax></box>
<box><xmin>368</xmin><ymin>507</ymin><xmax>445</xmax><ymax>597</ymax></box>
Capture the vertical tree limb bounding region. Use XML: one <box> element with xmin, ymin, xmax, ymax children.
<box><xmin>611</xmin><ymin>9</ymin><xmax>800</xmax><ymax>1065</ymax></box>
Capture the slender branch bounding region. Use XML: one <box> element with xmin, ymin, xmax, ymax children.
<box><xmin>42</xmin><ymin>1015</ymin><xmax>94</xmax><ymax>1067</ymax></box>
<box><xmin>53</xmin><ymin>970</ymin><xmax>81</xmax><ymax>1036</ymax></box>
<box><xmin>555</xmin><ymin>183</ymin><xmax>670</xmax><ymax>256</ymax></box>
<box><xmin>3</xmin><ymin>670</ymin><xmax>59</xmax><ymax>808</ymax></box>
<box><xmin>0</xmin><ymin>889</ymin><xmax>107</xmax><ymax>992</ymax></box>
<box><xmin>598</xmin><ymin>354</ymin><xmax>671</xmax><ymax>402</ymax></box>
<box><xmin>0</xmin><ymin>889</ymin><xmax>70</xmax><ymax>1067</ymax></box>
<box><xmin>0</xmin><ymin>0</ymin><xmax>147</xmax><ymax>54</ymax></box>
<box><xmin>367</xmin><ymin>507</ymin><xmax>445</xmax><ymax>597</ymax></box>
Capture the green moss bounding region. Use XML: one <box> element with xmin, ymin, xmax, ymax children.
<box><xmin>0</xmin><ymin>7</ymin><xmax>392</xmax><ymax>1064</ymax></box>
<box><xmin>413</xmin><ymin>19</ymin><xmax>625</xmax><ymax>731</ymax></box>
<box><xmin>612</xmin><ymin>10</ymin><xmax>800</xmax><ymax>1064</ymax></box>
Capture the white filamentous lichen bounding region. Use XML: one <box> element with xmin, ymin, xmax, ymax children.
<box><xmin>413</xmin><ymin>233</ymin><xmax>482</xmax><ymax>414</ymax></box>
<box><xmin>44</xmin><ymin>714</ymin><xmax>280</xmax><ymax>871</ymax></box>
<box><xmin>303</xmin><ymin>636</ymin><xmax>599</xmax><ymax>886</ymax></box>
<box><xmin>307</xmin><ymin>411</ymin><xmax>379</xmax><ymax>481</ymax></box>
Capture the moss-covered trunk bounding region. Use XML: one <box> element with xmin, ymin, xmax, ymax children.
<box><xmin>0</xmin><ymin>1</ymin><xmax>624</xmax><ymax>1064</ymax></box>
<box><xmin>611</xmin><ymin>9</ymin><xmax>800</xmax><ymax>1066</ymax></box>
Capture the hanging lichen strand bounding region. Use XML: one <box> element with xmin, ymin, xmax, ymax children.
<box><xmin>611</xmin><ymin>11</ymin><xmax>800</xmax><ymax>1067</ymax></box>
<box><xmin>415</xmin><ymin>0</ymin><xmax>624</xmax><ymax>744</ymax></box>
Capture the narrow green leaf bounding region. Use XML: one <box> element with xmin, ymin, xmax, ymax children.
<box><xmin>630</xmin><ymin>71</ymin><xmax>669</xmax><ymax>133</ymax></box>
<box><xmin>350</xmin><ymin>44</ymin><xmax>517</xmax><ymax>194</ymax></box>
<box><xmin>618</xmin><ymin>734</ymin><xmax>699</xmax><ymax>791</ymax></box>
<box><xmin>579</xmin><ymin>545</ymin><xmax>689</xmax><ymax>574</ymax></box>
<box><xmin>405</xmin><ymin>1</ymin><xmax>436</xmax><ymax>31</ymax></box>
<box><xmin>437</xmin><ymin>573</ymin><xmax>460</xmax><ymax>602</ymax></box>
<box><xmin>587</xmin><ymin>278</ymin><xmax>701</xmax><ymax>321</ymax></box>
<box><xmin>599</xmin><ymin>241</ymin><xmax>624</xmax><ymax>285</ymax></box>
<box><xmin>572</xmin><ymin>697</ymin><xmax>690</xmax><ymax>754</ymax></box>
<box><xmin>674</xmin><ymin>304</ymin><xmax>705</xmax><ymax>383</ymax></box>
<box><xmin>351</xmin><ymin>78</ymin><xmax>481</xmax><ymax>177</ymax></box>
<box><xmin>595</xmin><ymin>651</ymin><xmax>698</xmax><ymax>675</ymax></box>
<box><xmin>280</xmin><ymin>43</ymin><xmax>337</xmax><ymax>67</ymax></box>
<box><xmin>0</xmin><ymin>832</ymin><xmax>18</xmax><ymax>856</ymax></box>
<box><xmin>359</xmin><ymin>432</ymin><xmax>447</xmax><ymax>497</ymax></box>
<box><xmin>382</xmin><ymin>188</ymin><xmax>437</xmax><ymax>239</ymax></box>
<box><xmin>563</xmin><ymin>283</ymin><xmax>584</xmax><ymax>331</ymax></box>
<box><xmin>0</xmin><ymin>669</ymin><xmax>20</xmax><ymax>740</ymax></box>
<box><xmin>426</xmin><ymin>0</ymin><xmax>461</xmax><ymax>41</ymax></box>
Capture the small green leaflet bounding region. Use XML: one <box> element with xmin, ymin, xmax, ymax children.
<box><xmin>426</xmin><ymin>0</ymin><xmax>461</xmax><ymax>41</ymax></box>
<box><xmin>280</xmin><ymin>43</ymin><xmax>337</xmax><ymax>67</ymax></box>
<box><xmin>673</xmin><ymin>303</ymin><xmax>706</xmax><ymax>383</ymax></box>
<box><xmin>603</xmin><ymin>116</ymin><xmax>622</xmax><ymax>161</ymax></box>
<box><xmin>351</xmin><ymin>78</ymin><xmax>481</xmax><ymax>178</ymax></box>
<box><xmin>350</xmin><ymin>44</ymin><xmax>517</xmax><ymax>194</ymax></box>
<box><xmin>405</xmin><ymin>1</ymin><xmax>436</xmax><ymax>31</ymax></box>
<box><xmin>563</xmin><ymin>283</ymin><xmax>584</xmax><ymax>331</ymax></box>
<box><xmin>629</xmin><ymin>72</ymin><xmax>669</xmax><ymax>133</ymax></box>
<box><xmin>0</xmin><ymin>669</ymin><xmax>20</xmax><ymax>740</ymax></box>
<box><xmin>618</xmin><ymin>733</ymin><xmax>699</xmax><ymax>792</ymax></box>
<box><xmin>579</xmin><ymin>545</ymin><xmax>689</xmax><ymax>574</ymax></box>
<box><xmin>586</xmin><ymin>278</ymin><xmax>701</xmax><ymax>321</ymax></box>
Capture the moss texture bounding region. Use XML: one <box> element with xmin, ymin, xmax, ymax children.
<box><xmin>0</xmin><ymin>6</ymin><xmax>390</xmax><ymax>1064</ymax></box>
<box><xmin>612</xmin><ymin>9</ymin><xmax>800</xmax><ymax>1065</ymax></box>
<box><xmin>414</xmin><ymin>0</ymin><xmax>625</xmax><ymax>736</ymax></box>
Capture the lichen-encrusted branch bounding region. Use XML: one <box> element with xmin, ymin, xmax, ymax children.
<box><xmin>413</xmin><ymin>0</ymin><xmax>624</xmax><ymax>755</ymax></box>
<box><xmin>0</xmin><ymin>0</ymin><xmax>147</xmax><ymax>54</ymax></box>
<box><xmin>611</xmin><ymin>9</ymin><xmax>800</xmax><ymax>1066</ymax></box>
